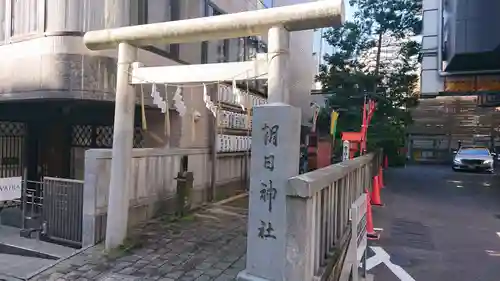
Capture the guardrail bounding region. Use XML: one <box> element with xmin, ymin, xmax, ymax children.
<box><xmin>286</xmin><ymin>152</ymin><xmax>379</xmax><ymax>281</ymax></box>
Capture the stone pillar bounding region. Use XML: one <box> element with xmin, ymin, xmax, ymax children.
<box><xmin>237</xmin><ymin>103</ymin><xmax>301</xmax><ymax>281</ymax></box>
<box><xmin>105</xmin><ymin>43</ymin><xmax>137</xmax><ymax>250</ymax></box>
<box><xmin>267</xmin><ymin>26</ymin><xmax>290</xmax><ymax>104</ymax></box>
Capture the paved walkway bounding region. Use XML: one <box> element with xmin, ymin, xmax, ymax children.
<box><xmin>368</xmin><ymin>165</ymin><xmax>500</xmax><ymax>281</ymax></box>
<box><xmin>30</xmin><ymin>196</ymin><xmax>249</xmax><ymax>281</ymax></box>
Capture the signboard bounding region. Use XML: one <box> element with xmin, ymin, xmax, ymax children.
<box><xmin>444</xmin><ymin>75</ymin><xmax>500</xmax><ymax>93</ymax></box>
<box><xmin>342</xmin><ymin>140</ymin><xmax>350</xmax><ymax>161</ymax></box>
<box><xmin>476</xmin><ymin>75</ymin><xmax>500</xmax><ymax>91</ymax></box>
<box><xmin>0</xmin><ymin>177</ymin><xmax>22</xmax><ymax>202</ymax></box>
<box><xmin>345</xmin><ymin>193</ymin><xmax>368</xmax><ymax>281</ymax></box>
<box><xmin>444</xmin><ymin>76</ymin><xmax>475</xmax><ymax>92</ymax></box>
<box><xmin>351</xmin><ymin>194</ymin><xmax>367</xmax><ymax>263</ymax></box>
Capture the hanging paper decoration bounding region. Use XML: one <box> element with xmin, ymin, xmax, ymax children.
<box><xmin>162</xmin><ymin>84</ymin><xmax>170</xmax><ymax>138</ymax></box>
<box><xmin>203</xmin><ymin>84</ymin><xmax>217</xmax><ymax>117</ymax></box>
<box><xmin>172</xmin><ymin>86</ymin><xmax>187</xmax><ymax>116</ymax></box>
<box><xmin>311</xmin><ymin>108</ymin><xmax>319</xmax><ymax>133</ymax></box>
<box><xmin>232</xmin><ymin>79</ymin><xmax>245</xmax><ymax>110</ymax></box>
<box><xmin>311</xmin><ymin>104</ymin><xmax>321</xmax><ymax>133</ymax></box>
<box><xmin>140</xmin><ymin>85</ymin><xmax>148</xmax><ymax>130</ymax></box>
<box><xmin>190</xmin><ymin>89</ymin><xmax>196</xmax><ymax>143</ymax></box>
<box><xmin>150</xmin><ymin>84</ymin><xmax>167</xmax><ymax>113</ymax></box>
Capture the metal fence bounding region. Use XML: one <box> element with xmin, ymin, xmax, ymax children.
<box><xmin>41</xmin><ymin>177</ymin><xmax>84</xmax><ymax>248</ymax></box>
<box><xmin>21</xmin><ymin>179</ymin><xmax>44</xmax><ymax>229</ymax></box>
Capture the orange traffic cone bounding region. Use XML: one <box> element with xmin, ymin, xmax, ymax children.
<box><xmin>371</xmin><ymin>175</ymin><xmax>384</xmax><ymax>206</ymax></box>
<box><xmin>379</xmin><ymin>166</ymin><xmax>385</xmax><ymax>188</ymax></box>
<box><xmin>366</xmin><ymin>193</ymin><xmax>380</xmax><ymax>240</ymax></box>
<box><xmin>384</xmin><ymin>155</ymin><xmax>389</xmax><ymax>169</ymax></box>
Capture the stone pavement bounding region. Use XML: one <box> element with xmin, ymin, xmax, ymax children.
<box><xmin>30</xmin><ymin>195</ymin><xmax>249</xmax><ymax>281</ymax></box>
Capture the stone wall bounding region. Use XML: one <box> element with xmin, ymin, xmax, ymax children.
<box><xmin>82</xmin><ymin>147</ymin><xmax>249</xmax><ymax>246</ymax></box>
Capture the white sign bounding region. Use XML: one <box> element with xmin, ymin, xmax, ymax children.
<box><xmin>352</xmin><ymin>194</ymin><xmax>368</xmax><ymax>261</ymax></box>
<box><xmin>343</xmin><ymin>140</ymin><xmax>350</xmax><ymax>161</ymax></box>
<box><xmin>366</xmin><ymin>246</ymin><xmax>416</xmax><ymax>281</ymax></box>
<box><xmin>349</xmin><ymin>193</ymin><xmax>368</xmax><ymax>281</ymax></box>
<box><xmin>0</xmin><ymin>177</ymin><xmax>22</xmax><ymax>202</ymax></box>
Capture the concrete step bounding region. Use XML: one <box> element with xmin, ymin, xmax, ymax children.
<box><xmin>0</xmin><ymin>253</ymin><xmax>54</xmax><ymax>279</ymax></box>
<box><xmin>0</xmin><ymin>226</ymin><xmax>75</xmax><ymax>259</ymax></box>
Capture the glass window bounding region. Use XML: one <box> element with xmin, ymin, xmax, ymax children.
<box><xmin>262</xmin><ymin>0</ymin><xmax>273</xmax><ymax>8</ymax></box>
<box><xmin>203</xmin><ymin>3</ymin><xmax>230</xmax><ymax>63</ymax></box>
<box><xmin>133</xmin><ymin>0</ymin><xmax>177</xmax><ymax>55</ymax></box>
<box><xmin>458</xmin><ymin>148</ymin><xmax>490</xmax><ymax>156</ymax></box>
<box><xmin>11</xmin><ymin>0</ymin><xmax>40</xmax><ymax>36</ymax></box>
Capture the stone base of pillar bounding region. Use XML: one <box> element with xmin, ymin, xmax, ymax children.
<box><xmin>236</xmin><ymin>270</ymin><xmax>273</xmax><ymax>281</ymax></box>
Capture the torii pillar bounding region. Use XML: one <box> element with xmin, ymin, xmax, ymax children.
<box><xmin>82</xmin><ymin>1</ymin><xmax>344</xmax><ymax>255</ymax></box>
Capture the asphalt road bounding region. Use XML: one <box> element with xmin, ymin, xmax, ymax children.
<box><xmin>367</xmin><ymin>165</ymin><xmax>500</xmax><ymax>281</ymax></box>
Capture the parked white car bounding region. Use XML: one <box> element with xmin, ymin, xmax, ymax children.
<box><xmin>452</xmin><ymin>147</ymin><xmax>495</xmax><ymax>173</ymax></box>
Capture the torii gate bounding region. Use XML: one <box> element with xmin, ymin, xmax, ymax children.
<box><xmin>83</xmin><ymin>0</ymin><xmax>344</xmax><ymax>266</ymax></box>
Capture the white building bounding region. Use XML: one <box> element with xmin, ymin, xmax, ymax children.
<box><xmin>358</xmin><ymin>34</ymin><xmax>405</xmax><ymax>74</ymax></box>
<box><xmin>0</xmin><ymin>0</ymin><xmax>315</xmax><ymax>183</ymax></box>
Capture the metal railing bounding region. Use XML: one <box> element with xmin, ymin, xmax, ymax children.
<box><xmin>21</xmin><ymin>179</ymin><xmax>44</xmax><ymax>229</ymax></box>
<box><xmin>286</xmin><ymin>151</ymin><xmax>381</xmax><ymax>281</ymax></box>
<box><xmin>42</xmin><ymin>177</ymin><xmax>84</xmax><ymax>248</ymax></box>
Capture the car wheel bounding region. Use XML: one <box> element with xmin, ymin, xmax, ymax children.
<box><xmin>452</xmin><ymin>167</ymin><xmax>458</xmax><ymax>172</ymax></box>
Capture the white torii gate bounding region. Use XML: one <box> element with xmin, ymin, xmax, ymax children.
<box><xmin>83</xmin><ymin>0</ymin><xmax>344</xmax><ymax>258</ymax></box>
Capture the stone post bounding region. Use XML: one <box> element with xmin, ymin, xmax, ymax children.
<box><xmin>237</xmin><ymin>104</ymin><xmax>301</xmax><ymax>281</ymax></box>
<box><xmin>105</xmin><ymin>43</ymin><xmax>137</xmax><ymax>250</ymax></box>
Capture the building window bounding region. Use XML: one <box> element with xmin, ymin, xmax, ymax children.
<box><xmin>11</xmin><ymin>0</ymin><xmax>40</xmax><ymax>36</ymax></box>
<box><xmin>202</xmin><ymin>2</ymin><xmax>230</xmax><ymax>63</ymax></box>
<box><xmin>261</xmin><ymin>0</ymin><xmax>273</xmax><ymax>8</ymax></box>
<box><xmin>132</xmin><ymin>0</ymin><xmax>180</xmax><ymax>58</ymax></box>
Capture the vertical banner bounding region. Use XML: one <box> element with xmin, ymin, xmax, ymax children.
<box><xmin>330</xmin><ymin>110</ymin><xmax>339</xmax><ymax>137</ymax></box>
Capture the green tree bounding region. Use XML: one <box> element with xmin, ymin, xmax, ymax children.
<box><xmin>316</xmin><ymin>0</ymin><xmax>421</xmax><ymax>163</ymax></box>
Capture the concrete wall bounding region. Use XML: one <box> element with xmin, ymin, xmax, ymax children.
<box><xmin>82</xmin><ymin>147</ymin><xmax>250</xmax><ymax>246</ymax></box>
<box><xmin>420</xmin><ymin>0</ymin><xmax>444</xmax><ymax>96</ymax></box>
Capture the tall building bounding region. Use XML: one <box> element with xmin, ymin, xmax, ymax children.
<box><xmin>358</xmin><ymin>34</ymin><xmax>403</xmax><ymax>74</ymax></box>
<box><xmin>0</xmin><ymin>0</ymin><xmax>315</xmax><ymax>181</ymax></box>
<box><xmin>412</xmin><ymin>0</ymin><xmax>500</xmax><ymax>163</ymax></box>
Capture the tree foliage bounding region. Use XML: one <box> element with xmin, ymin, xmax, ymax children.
<box><xmin>316</xmin><ymin>0</ymin><xmax>422</xmax><ymax>160</ymax></box>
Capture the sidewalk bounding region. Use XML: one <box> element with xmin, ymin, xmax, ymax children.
<box><xmin>30</xmin><ymin>195</ymin><xmax>249</xmax><ymax>281</ymax></box>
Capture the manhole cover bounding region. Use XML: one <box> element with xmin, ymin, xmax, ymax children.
<box><xmin>390</xmin><ymin>219</ymin><xmax>435</xmax><ymax>250</ymax></box>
